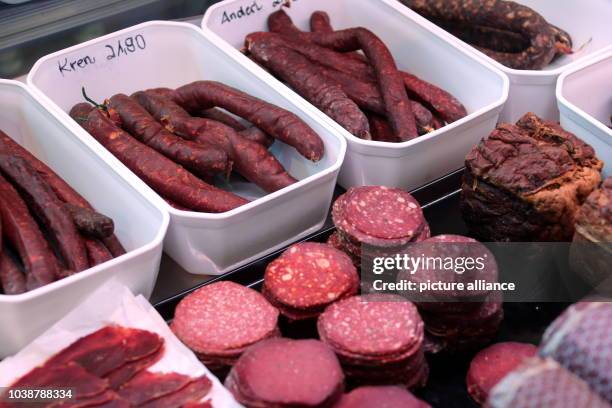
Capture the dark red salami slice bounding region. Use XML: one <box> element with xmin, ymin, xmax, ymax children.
<box><xmin>104</xmin><ymin>348</ymin><xmax>164</xmax><ymax>390</ymax></box>
<box><xmin>135</xmin><ymin>376</ymin><xmax>211</xmax><ymax>408</ymax></box>
<box><xmin>225</xmin><ymin>338</ymin><xmax>344</xmax><ymax>407</ymax></box>
<box><xmin>318</xmin><ymin>294</ymin><xmax>423</xmax><ymax>358</ymax></box>
<box><xmin>263</xmin><ymin>242</ymin><xmax>358</xmax><ymax>316</ymax></box>
<box><xmin>46</xmin><ymin>326</ymin><xmax>163</xmax><ymax>378</ymax></box>
<box><xmin>335</xmin><ymin>386</ymin><xmax>431</xmax><ymax>408</ymax></box>
<box><xmin>466</xmin><ymin>342</ymin><xmax>537</xmax><ymax>405</ymax></box>
<box><xmin>171</xmin><ymin>281</ymin><xmax>278</xmax><ymax>355</ymax></box>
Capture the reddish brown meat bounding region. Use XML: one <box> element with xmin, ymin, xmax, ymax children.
<box><xmin>310</xmin><ymin>11</ymin><xmax>333</xmax><ymax>33</ymax></box>
<box><xmin>0</xmin><ymin>173</ymin><xmax>58</xmax><ymax>288</ymax></box>
<box><xmin>118</xmin><ymin>371</ymin><xmax>196</xmax><ymax>406</ymax></box>
<box><xmin>70</xmin><ymin>104</ymin><xmax>248</xmax><ymax>213</ymax></box>
<box><xmin>172</xmin><ymin>81</ymin><xmax>324</xmax><ymax>161</ymax></box>
<box><xmin>0</xmin><ymin>249</ymin><xmax>27</xmax><ymax>295</ymax></box>
<box><xmin>84</xmin><ymin>238</ymin><xmax>113</xmax><ymax>267</ymax></box>
<box><xmin>137</xmin><ymin>376</ymin><xmax>212</xmax><ymax>408</ymax></box>
<box><xmin>105</xmin><ymin>349</ymin><xmax>163</xmax><ymax>390</ymax></box>
<box><xmin>197</xmin><ymin>108</ymin><xmax>274</xmax><ymax>147</ymax></box>
<box><xmin>108</xmin><ymin>94</ymin><xmax>231</xmax><ymax>178</ymax></box>
<box><xmin>0</xmin><ymin>129</ymin><xmax>125</xmax><ymax>258</ymax></box>
<box><xmin>133</xmin><ymin>92</ymin><xmax>296</xmax><ymax>193</ymax></box>
<box><xmin>247</xmin><ymin>37</ymin><xmax>371</xmax><ymax>140</ymax></box>
<box><xmin>0</xmin><ymin>154</ymin><xmax>89</xmax><ymax>272</ymax></box>
<box><xmin>367</xmin><ymin>113</ymin><xmax>397</xmax><ymax>143</ymax></box>
<box><xmin>46</xmin><ymin>326</ymin><xmax>164</xmax><ymax>378</ymax></box>
<box><xmin>64</xmin><ymin>203</ymin><xmax>114</xmax><ymax>239</ymax></box>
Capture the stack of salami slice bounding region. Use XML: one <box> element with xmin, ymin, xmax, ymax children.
<box><xmin>171</xmin><ymin>281</ymin><xmax>279</xmax><ymax>376</ymax></box>
<box><xmin>317</xmin><ymin>294</ymin><xmax>428</xmax><ymax>389</ymax></box>
<box><xmin>262</xmin><ymin>242</ymin><xmax>359</xmax><ymax>321</ymax></box>
<box><xmin>398</xmin><ymin>235</ymin><xmax>503</xmax><ymax>353</ymax></box>
<box><xmin>328</xmin><ymin>186</ymin><xmax>430</xmax><ymax>268</ymax></box>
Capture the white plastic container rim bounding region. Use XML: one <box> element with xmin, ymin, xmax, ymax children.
<box><xmin>0</xmin><ymin>79</ymin><xmax>170</xmax><ymax>304</ymax></box>
<box><xmin>556</xmin><ymin>49</ymin><xmax>612</xmax><ymax>139</ymax></box>
<box><xmin>27</xmin><ymin>21</ymin><xmax>347</xmax><ymax>223</ymax></box>
<box><xmin>202</xmin><ymin>0</ymin><xmax>509</xmax><ymax>153</ymax></box>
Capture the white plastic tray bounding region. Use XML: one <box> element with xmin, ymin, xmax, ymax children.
<box><xmin>557</xmin><ymin>49</ymin><xmax>612</xmax><ymax>178</ymax></box>
<box><xmin>202</xmin><ymin>0</ymin><xmax>508</xmax><ymax>190</ymax></box>
<box><xmin>27</xmin><ymin>21</ymin><xmax>346</xmax><ymax>276</ymax></box>
<box><xmin>0</xmin><ymin>79</ymin><xmax>168</xmax><ymax>358</ymax></box>
<box><xmin>399</xmin><ymin>0</ymin><xmax>612</xmax><ymax>123</ymax></box>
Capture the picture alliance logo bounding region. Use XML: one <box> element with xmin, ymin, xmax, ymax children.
<box><xmin>371</xmin><ymin>253</ymin><xmax>488</xmax><ymax>275</ymax></box>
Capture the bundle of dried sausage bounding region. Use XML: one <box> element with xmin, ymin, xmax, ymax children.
<box><xmin>70</xmin><ymin>103</ymin><xmax>249</xmax><ymax>213</ymax></box>
<box><xmin>244</xmin><ymin>10</ymin><xmax>467</xmax><ymax>143</ymax></box>
<box><xmin>0</xmin><ymin>131</ymin><xmax>125</xmax><ymax>294</ymax></box>
<box><xmin>400</xmin><ymin>0</ymin><xmax>573</xmax><ymax>70</ymax></box>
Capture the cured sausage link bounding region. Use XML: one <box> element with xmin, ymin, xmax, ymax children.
<box><xmin>70</xmin><ymin>103</ymin><xmax>248</xmax><ymax>213</ymax></box>
<box><xmin>400</xmin><ymin>0</ymin><xmax>556</xmax><ymax>70</ymax></box>
<box><xmin>133</xmin><ymin>92</ymin><xmax>297</xmax><ymax>193</ymax></box>
<box><xmin>172</xmin><ymin>81</ymin><xmax>324</xmax><ymax>162</ymax></box>
<box><xmin>246</xmin><ymin>36</ymin><xmax>371</xmax><ymax>140</ymax></box>
<box><xmin>0</xmin><ymin>173</ymin><xmax>59</xmax><ymax>288</ymax></box>
<box><xmin>108</xmin><ymin>94</ymin><xmax>232</xmax><ymax>178</ymax></box>
<box><xmin>84</xmin><ymin>238</ymin><xmax>113</xmax><ymax>266</ymax></box>
<box><xmin>310</xmin><ymin>11</ymin><xmax>333</xmax><ymax>33</ymax></box>
<box><xmin>0</xmin><ymin>130</ymin><xmax>125</xmax><ymax>257</ymax></box>
<box><xmin>0</xmin><ymin>249</ymin><xmax>27</xmax><ymax>295</ymax></box>
<box><xmin>197</xmin><ymin>108</ymin><xmax>274</xmax><ymax>148</ymax></box>
<box><xmin>0</xmin><ymin>154</ymin><xmax>89</xmax><ymax>272</ymax></box>
<box><xmin>65</xmin><ymin>203</ymin><xmax>114</xmax><ymax>239</ymax></box>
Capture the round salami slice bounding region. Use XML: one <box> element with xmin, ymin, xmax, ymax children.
<box><xmin>225</xmin><ymin>338</ymin><xmax>344</xmax><ymax>407</ymax></box>
<box><xmin>345</xmin><ymin>186</ymin><xmax>425</xmax><ymax>240</ymax></box>
<box><xmin>335</xmin><ymin>386</ymin><xmax>431</xmax><ymax>408</ymax></box>
<box><xmin>263</xmin><ymin>243</ymin><xmax>359</xmax><ymax>318</ymax></box>
<box><xmin>171</xmin><ymin>281</ymin><xmax>279</xmax><ymax>355</ymax></box>
<box><xmin>333</xmin><ymin>187</ymin><xmax>426</xmax><ymax>248</ymax></box>
<box><xmin>318</xmin><ymin>294</ymin><xmax>424</xmax><ymax>358</ymax></box>
<box><xmin>466</xmin><ymin>342</ymin><xmax>537</xmax><ymax>405</ymax></box>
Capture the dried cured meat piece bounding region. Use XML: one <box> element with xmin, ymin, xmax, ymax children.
<box><xmin>70</xmin><ymin>104</ymin><xmax>248</xmax><ymax>213</ymax></box>
<box><xmin>137</xmin><ymin>376</ymin><xmax>211</xmax><ymax>408</ymax></box>
<box><xmin>367</xmin><ymin>113</ymin><xmax>398</xmax><ymax>143</ymax></box>
<box><xmin>46</xmin><ymin>326</ymin><xmax>164</xmax><ymax>378</ymax></box>
<box><xmin>245</xmin><ymin>38</ymin><xmax>371</xmax><ymax>140</ymax></box>
<box><xmin>197</xmin><ymin>108</ymin><xmax>274</xmax><ymax>147</ymax></box>
<box><xmin>84</xmin><ymin>238</ymin><xmax>113</xmax><ymax>267</ymax></box>
<box><xmin>172</xmin><ymin>81</ymin><xmax>325</xmax><ymax>162</ymax></box>
<box><xmin>0</xmin><ymin>154</ymin><xmax>89</xmax><ymax>272</ymax></box>
<box><xmin>64</xmin><ymin>204</ymin><xmax>114</xmax><ymax>239</ymax></box>
<box><xmin>225</xmin><ymin>338</ymin><xmax>344</xmax><ymax>407</ymax></box>
<box><xmin>104</xmin><ymin>348</ymin><xmax>163</xmax><ymax>390</ymax></box>
<box><xmin>263</xmin><ymin>242</ymin><xmax>359</xmax><ymax>320</ymax></box>
<box><xmin>466</xmin><ymin>342</ymin><xmax>537</xmax><ymax>405</ymax></box>
<box><xmin>310</xmin><ymin>11</ymin><xmax>333</xmax><ymax>34</ymax></box>
<box><xmin>461</xmin><ymin>113</ymin><xmax>603</xmax><ymax>241</ymax></box>
<box><xmin>486</xmin><ymin>357</ymin><xmax>609</xmax><ymax>408</ymax></box>
<box><xmin>539</xmin><ymin>302</ymin><xmax>612</xmax><ymax>403</ymax></box>
<box><xmin>401</xmin><ymin>0</ymin><xmax>557</xmax><ymax>70</ymax></box>
<box><xmin>117</xmin><ymin>371</ymin><xmax>195</xmax><ymax>406</ymax></box>
<box><xmin>0</xmin><ymin>173</ymin><xmax>58</xmax><ymax>288</ymax></box>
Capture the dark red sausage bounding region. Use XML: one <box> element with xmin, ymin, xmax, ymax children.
<box><xmin>367</xmin><ymin>113</ymin><xmax>398</xmax><ymax>143</ymax></box>
<box><xmin>0</xmin><ymin>154</ymin><xmax>89</xmax><ymax>272</ymax></box>
<box><xmin>108</xmin><ymin>94</ymin><xmax>232</xmax><ymax>178</ymax></box>
<box><xmin>197</xmin><ymin>108</ymin><xmax>274</xmax><ymax>148</ymax></box>
<box><xmin>0</xmin><ymin>130</ymin><xmax>125</xmax><ymax>257</ymax></box>
<box><xmin>0</xmin><ymin>173</ymin><xmax>58</xmax><ymax>288</ymax></box>
<box><xmin>70</xmin><ymin>103</ymin><xmax>248</xmax><ymax>213</ymax></box>
<box><xmin>172</xmin><ymin>81</ymin><xmax>324</xmax><ymax>162</ymax></box>
<box><xmin>310</xmin><ymin>11</ymin><xmax>333</xmax><ymax>33</ymax></box>
<box><xmin>133</xmin><ymin>92</ymin><xmax>297</xmax><ymax>193</ymax></box>
<box><xmin>83</xmin><ymin>238</ymin><xmax>113</xmax><ymax>267</ymax></box>
<box><xmin>0</xmin><ymin>249</ymin><xmax>27</xmax><ymax>295</ymax></box>
<box><xmin>65</xmin><ymin>203</ymin><xmax>114</xmax><ymax>239</ymax></box>
<box><xmin>246</xmin><ymin>36</ymin><xmax>371</xmax><ymax>140</ymax></box>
